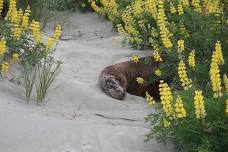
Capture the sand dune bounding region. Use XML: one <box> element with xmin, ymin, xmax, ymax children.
<box><xmin>0</xmin><ymin>11</ymin><xmax>173</xmax><ymax>152</ymax></box>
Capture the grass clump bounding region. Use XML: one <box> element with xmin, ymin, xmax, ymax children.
<box><xmin>22</xmin><ymin>63</ymin><xmax>36</xmax><ymax>103</ymax></box>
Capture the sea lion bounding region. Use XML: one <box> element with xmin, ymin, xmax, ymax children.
<box><xmin>98</xmin><ymin>57</ymin><xmax>160</xmax><ymax>100</ymax></box>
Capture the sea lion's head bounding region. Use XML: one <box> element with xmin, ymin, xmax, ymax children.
<box><xmin>101</xmin><ymin>75</ymin><xmax>126</xmax><ymax>100</ymax></box>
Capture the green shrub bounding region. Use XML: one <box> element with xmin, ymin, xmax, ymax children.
<box><xmin>145</xmin><ymin>87</ymin><xmax>228</xmax><ymax>152</ymax></box>
<box><xmin>92</xmin><ymin>0</ymin><xmax>228</xmax><ymax>91</ymax></box>
<box><xmin>0</xmin><ymin>0</ymin><xmax>62</xmax><ymax>104</ymax></box>
<box><xmin>0</xmin><ymin>21</ymin><xmax>47</xmax><ymax>66</ymax></box>
<box><xmin>91</xmin><ymin>0</ymin><xmax>228</xmax><ymax>151</ymax></box>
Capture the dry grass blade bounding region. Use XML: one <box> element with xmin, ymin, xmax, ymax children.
<box><xmin>22</xmin><ymin>64</ymin><xmax>36</xmax><ymax>103</ymax></box>
<box><xmin>35</xmin><ymin>60</ymin><xmax>62</xmax><ymax>104</ymax></box>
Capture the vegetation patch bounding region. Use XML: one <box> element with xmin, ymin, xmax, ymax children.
<box><xmin>0</xmin><ymin>0</ymin><xmax>62</xmax><ymax>104</ymax></box>
<box><xmin>91</xmin><ymin>0</ymin><xmax>228</xmax><ymax>151</ymax></box>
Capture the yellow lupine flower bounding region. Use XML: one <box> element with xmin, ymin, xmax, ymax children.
<box><xmin>170</xmin><ymin>2</ymin><xmax>177</xmax><ymax>14</ymax></box>
<box><xmin>210</xmin><ymin>52</ymin><xmax>223</xmax><ymax>98</ymax></box>
<box><xmin>188</xmin><ymin>50</ymin><xmax>196</xmax><ymax>69</ymax></box>
<box><xmin>12</xmin><ymin>53</ymin><xmax>19</xmax><ymax>64</ymax></box>
<box><xmin>153</xmin><ymin>51</ymin><xmax>163</xmax><ymax>62</ymax></box>
<box><xmin>224</xmin><ymin>74</ymin><xmax>228</xmax><ymax>94</ymax></box>
<box><xmin>159</xmin><ymin>80</ymin><xmax>173</xmax><ymax>117</ymax></box>
<box><xmin>46</xmin><ymin>37</ymin><xmax>55</xmax><ymax>49</ymax></box>
<box><xmin>91</xmin><ymin>1</ymin><xmax>101</xmax><ymax>13</ymax></box>
<box><xmin>133</xmin><ymin>37</ymin><xmax>143</xmax><ymax>44</ymax></box>
<box><xmin>12</xmin><ymin>24</ymin><xmax>22</xmax><ymax>40</ymax></box>
<box><xmin>225</xmin><ymin>99</ymin><xmax>228</xmax><ymax>113</ymax></box>
<box><xmin>25</xmin><ymin>6</ymin><xmax>31</xmax><ymax>14</ymax></box>
<box><xmin>7</xmin><ymin>0</ymin><xmax>18</xmax><ymax>23</ymax></box>
<box><xmin>0</xmin><ymin>0</ymin><xmax>3</xmax><ymax>13</ymax></box>
<box><xmin>138</xmin><ymin>20</ymin><xmax>145</xmax><ymax>29</ymax></box>
<box><xmin>178</xmin><ymin>2</ymin><xmax>184</xmax><ymax>15</ymax></box>
<box><xmin>175</xmin><ymin>96</ymin><xmax>186</xmax><ymax>118</ymax></box>
<box><xmin>0</xmin><ymin>37</ymin><xmax>6</xmax><ymax>55</ymax></box>
<box><xmin>157</xmin><ymin>0</ymin><xmax>173</xmax><ymax>48</ymax></box>
<box><xmin>22</xmin><ymin>15</ymin><xmax>29</xmax><ymax>29</ymax></box>
<box><xmin>22</xmin><ymin>6</ymin><xmax>31</xmax><ymax>29</ymax></box>
<box><xmin>194</xmin><ymin>90</ymin><xmax>206</xmax><ymax>119</ymax></box>
<box><xmin>177</xmin><ymin>39</ymin><xmax>184</xmax><ymax>53</ymax></box>
<box><xmin>214</xmin><ymin>41</ymin><xmax>224</xmax><ymax>65</ymax></box>
<box><xmin>154</xmin><ymin>69</ymin><xmax>162</xmax><ymax>76</ymax></box>
<box><xmin>150</xmin><ymin>39</ymin><xmax>160</xmax><ymax>52</ymax></box>
<box><xmin>211</xmin><ymin>0</ymin><xmax>222</xmax><ymax>14</ymax></box>
<box><xmin>145</xmin><ymin>91</ymin><xmax>155</xmax><ymax>106</ymax></box>
<box><xmin>100</xmin><ymin>0</ymin><xmax>108</xmax><ymax>7</ymax></box>
<box><xmin>163</xmin><ymin>118</ymin><xmax>171</xmax><ymax>128</ymax></box>
<box><xmin>181</xmin><ymin>0</ymin><xmax>190</xmax><ymax>7</ymax></box>
<box><xmin>30</xmin><ymin>20</ymin><xmax>43</xmax><ymax>43</ymax></box>
<box><xmin>17</xmin><ymin>9</ymin><xmax>23</xmax><ymax>22</ymax></box>
<box><xmin>100</xmin><ymin>0</ymin><xmax>117</xmax><ymax>17</ymax></box>
<box><xmin>121</xmin><ymin>6</ymin><xmax>134</xmax><ymax>25</ymax></box>
<box><xmin>192</xmin><ymin>0</ymin><xmax>201</xmax><ymax>12</ymax></box>
<box><xmin>144</xmin><ymin>0</ymin><xmax>157</xmax><ymax>18</ymax></box>
<box><xmin>136</xmin><ymin>77</ymin><xmax>144</xmax><ymax>84</ymax></box>
<box><xmin>117</xmin><ymin>24</ymin><xmax>128</xmax><ymax>36</ymax></box>
<box><xmin>1</xmin><ymin>61</ymin><xmax>9</xmax><ymax>75</ymax></box>
<box><xmin>45</xmin><ymin>25</ymin><xmax>62</xmax><ymax>50</ymax></box>
<box><xmin>133</xmin><ymin>0</ymin><xmax>143</xmax><ymax>15</ymax></box>
<box><xmin>131</xmin><ymin>55</ymin><xmax>139</xmax><ymax>63</ymax></box>
<box><xmin>108</xmin><ymin>0</ymin><xmax>117</xmax><ymax>9</ymax></box>
<box><xmin>52</xmin><ymin>25</ymin><xmax>62</xmax><ymax>42</ymax></box>
<box><xmin>125</xmin><ymin>25</ymin><xmax>139</xmax><ymax>36</ymax></box>
<box><xmin>178</xmin><ymin>60</ymin><xmax>192</xmax><ymax>90</ymax></box>
<box><xmin>204</xmin><ymin>0</ymin><xmax>213</xmax><ymax>15</ymax></box>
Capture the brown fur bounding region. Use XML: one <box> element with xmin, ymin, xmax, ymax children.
<box><xmin>98</xmin><ymin>57</ymin><xmax>160</xmax><ymax>100</ymax></box>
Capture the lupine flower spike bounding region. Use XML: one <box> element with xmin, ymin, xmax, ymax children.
<box><xmin>178</xmin><ymin>60</ymin><xmax>192</xmax><ymax>90</ymax></box>
<box><xmin>1</xmin><ymin>61</ymin><xmax>9</xmax><ymax>76</ymax></box>
<box><xmin>131</xmin><ymin>55</ymin><xmax>139</xmax><ymax>63</ymax></box>
<box><xmin>210</xmin><ymin>42</ymin><xmax>223</xmax><ymax>98</ymax></box>
<box><xmin>188</xmin><ymin>50</ymin><xmax>196</xmax><ymax>70</ymax></box>
<box><xmin>0</xmin><ymin>0</ymin><xmax>3</xmax><ymax>14</ymax></box>
<box><xmin>153</xmin><ymin>51</ymin><xmax>163</xmax><ymax>62</ymax></box>
<box><xmin>0</xmin><ymin>37</ymin><xmax>6</xmax><ymax>55</ymax></box>
<box><xmin>194</xmin><ymin>90</ymin><xmax>206</xmax><ymax>119</ymax></box>
<box><xmin>163</xmin><ymin>118</ymin><xmax>171</xmax><ymax>128</ymax></box>
<box><xmin>145</xmin><ymin>91</ymin><xmax>155</xmax><ymax>106</ymax></box>
<box><xmin>12</xmin><ymin>53</ymin><xmax>19</xmax><ymax>64</ymax></box>
<box><xmin>136</xmin><ymin>77</ymin><xmax>144</xmax><ymax>84</ymax></box>
<box><xmin>154</xmin><ymin>69</ymin><xmax>162</xmax><ymax>76</ymax></box>
<box><xmin>159</xmin><ymin>80</ymin><xmax>173</xmax><ymax>117</ymax></box>
<box><xmin>157</xmin><ymin>0</ymin><xmax>173</xmax><ymax>48</ymax></box>
<box><xmin>175</xmin><ymin>96</ymin><xmax>186</xmax><ymax>118</ymax></box>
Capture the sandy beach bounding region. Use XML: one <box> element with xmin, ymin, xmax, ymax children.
<box><xmin>0</xmin><ymin>11</ymin><xmax>173</xmax><ymax>152</ymax></box>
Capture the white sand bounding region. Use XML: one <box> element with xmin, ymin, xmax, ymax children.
<box><xmin>0</xmin><ymin>11</ymin><xmax>173</xmax><ymax>152</ymax></box>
